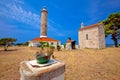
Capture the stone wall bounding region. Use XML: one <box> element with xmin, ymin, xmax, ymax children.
<box><xmin>78</xmin><ymin>24</ymin><xmax>105</xmax><ymax>49</ymax></box>
<box><xmin>98</xmin><ymin>25</ymin><xmax>106</xmax><ymax>48</ymax></box>
<box><xmin>79</xmin><ymin>27</ymin><xmax>99</xmax><ymax>48</ymax></box>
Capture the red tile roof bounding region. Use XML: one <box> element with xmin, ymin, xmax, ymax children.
<box><xmin>31</xmin><ymin>37</ymin><xmax>59</xmax><ymax>42</ymax></box>
<box><xmin>79</xmin><ymin>23</ymin><xmax>103</xmax><ymax>31</ymax></box>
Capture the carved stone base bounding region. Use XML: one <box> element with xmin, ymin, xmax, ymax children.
<box><xmin>20</xmin><ymin>59</ymin><xmax>65</xmax><ymax>80</ymax></box>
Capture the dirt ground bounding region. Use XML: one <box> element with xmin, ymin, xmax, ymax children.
<box><xmin>0</xmin><ymin>46</ymin><xmax>120</xmax><ymax>80</ymax></box>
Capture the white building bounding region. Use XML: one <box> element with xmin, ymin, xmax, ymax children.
<box><xmin>28</xmin><ymin>37</ymin><xmax>60</xmax><ymax>48</ymax></box>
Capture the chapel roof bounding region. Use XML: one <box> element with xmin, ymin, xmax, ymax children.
<box><xmin>79</xmin><ymin>23</ymin><xmax>103</xmax><ymax>31</ymax></box>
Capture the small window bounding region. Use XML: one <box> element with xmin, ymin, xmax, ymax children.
<box><xmin>51</xmin><ymin>42</ymin><xmax>53</xmax><ymax>45</ymax></box>
<box><xmin>86</xmin><ymin>34</ymin><xmax>88</xmax><ymax>40</ymax></box>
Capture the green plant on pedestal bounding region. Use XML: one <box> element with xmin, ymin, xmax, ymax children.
<box><xmin>35</xmin><ymin>47</ymin><xmax>54</xmax><ymax>64</ymax></box>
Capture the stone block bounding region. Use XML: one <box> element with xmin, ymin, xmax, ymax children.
<box><xmin>20</xmin><ymin>59</ymin><xmax>65</xmax><ymax>80</ymax></box>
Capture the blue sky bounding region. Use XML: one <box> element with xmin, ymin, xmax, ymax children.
<box><xmin>0</xmin><ymin>0</ymin><xmax>120</xmax><ymax>44</ymax></box>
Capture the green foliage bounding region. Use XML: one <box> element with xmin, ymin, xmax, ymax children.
<box><xmin>102</xmin><ymin>12</ymin><xmax>120</xmax><ymax>47</ymax></box>
<box><xmin>0</xmin><ymin>38</ymin><xmax>16</xmax><ymax>45</ymax></box>
<box><xmin>0</xmin><ymin>38</ymin><xmax>16</xmax><ymax>51</ymax></box>
<box><xmin>40</xmin><ymin>42</ymin><xmax>49</xmax><ymax>48</ymax></box>
<box><xmin>57</xmin><ymin>45</ymin><xmax>61</xmax><ymax>51</ymax></box>
<box><xmin>16</xmin><ymin>43</ymin><xmax>23</xmax><ymax>46</ymax></box>
<box><xmin>103</xmin><ymin>12</ymin><xmax>120</xmax><ymax>36</ymax></box>
<box><xmin>63</xmin><ymin>44</ymin><xmax>66</xmax><ymax>48</ymax></box>
<box><xmin>49</xmin><ymin>45</ymin><xmax>55</xmax><ymax>49</ymax></box>
<box><xmin>16</xmin><ymin>42</ymin><xmax>29</xmax><ymax>46</ymax></box>
<box><xmin>23</xmin><ymin>42</ymin><xmax>29</xmax><ymax>46</ymax></box>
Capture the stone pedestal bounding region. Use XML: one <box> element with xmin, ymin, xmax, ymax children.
<box><xmin>20</xmin><ymin>59</ymin><xmax>65</xmax><ymax>80</ymax></box>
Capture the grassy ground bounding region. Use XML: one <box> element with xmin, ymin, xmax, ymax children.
<box><xmin>0</xmin><ymin>46</ymin><xmax>120</xmax><ymax>80</ymax></box>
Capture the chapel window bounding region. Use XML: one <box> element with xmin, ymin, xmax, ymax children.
<box><xmin>86</xmin><ymin>34</ymin><xmax>88</xmax><ymax>40</ymax></box>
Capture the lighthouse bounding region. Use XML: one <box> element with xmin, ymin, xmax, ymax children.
<box><xmin>28</xmin><ymin>7</ymin><xmax>60</xmax><ymax>47</ymax></box>
<box><xmin>40</xmin><ymin>7</ymin><xmax>48</xmax><ymax>37</ymax></box>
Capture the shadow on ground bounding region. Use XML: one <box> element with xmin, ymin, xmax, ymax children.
<box><xmin>0</xmin><ymin>49</ymin><xmax>18</xmax><ymax>52</ymax></box>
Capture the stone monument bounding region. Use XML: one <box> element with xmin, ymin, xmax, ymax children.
<box><xmin>20</xmin><ymin>59</ymin><xmax>65</xmax><ymax>80</ymax></box>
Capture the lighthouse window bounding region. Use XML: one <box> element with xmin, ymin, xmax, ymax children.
<box><xmin>86</xmin><ymin>34</ymin><xmax>88</xmax><ymax>40</ymax></box>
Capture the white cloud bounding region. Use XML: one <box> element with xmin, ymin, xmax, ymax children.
<box><xmin>0</xmin><ymin>0</ymin><xmax>40</xmax><ymax>28</ymax></box>
<box><xmin>0</xmin><ymin>0</ymin><xmax>73</xmax><ymax>38</ymax></box>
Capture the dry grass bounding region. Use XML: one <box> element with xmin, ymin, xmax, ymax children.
<box><xmin>0</xmin><ymin>46</ymin><xmax>120</xmax><ymax>80</ymax></box>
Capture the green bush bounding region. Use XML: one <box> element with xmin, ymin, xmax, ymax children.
<box><xmin>40</xmin><ymin>42</ymin><xmax>49</xmax><ymax>48</ymax></box>
<box><xmin>63</xmin><ymin>44</ymin><xmax>66</xmax><ymax>48</ymax></box>
<box><xmin>57</xmin><ymin>45</ymin><xmax>61</xmax><ymax>51</ymax></box>
<box><xmin>49</xmin><ymin>45</ymin><xmax>55</xmax><ymax>49</ymax></box>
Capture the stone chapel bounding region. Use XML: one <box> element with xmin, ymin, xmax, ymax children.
<box><xmin>78</xmin><ymin>22</ymin><xmax>106</xmax><ymax>49</ymax></box>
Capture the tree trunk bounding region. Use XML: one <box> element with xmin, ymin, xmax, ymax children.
<box><xmin>112</xmin><ymin>34</ymin><xmax>119</xmax><ymax>47</ymax></box>
<box><xmin>4</xmin><ymin>45</ymin><xmax>8</xmax><ymax>51</ymax></box>
<box><xmin>114</xmin><ymin>39</ymin><xmax>118</xmax><ymax>47</ymax></box>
